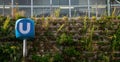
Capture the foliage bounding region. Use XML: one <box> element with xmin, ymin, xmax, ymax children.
<box><xmin>53</xmin><ymin>53</ymin><xmax>64</xmax><ymax>62</ymax></box>
<box><xmin>0</xmin><ymin>16</ymin><xmax>119</xmax><ymax>62</ymax></box>
<box><xmin>53</xmin><ymin>8</ymin><xmax>60</xmax><ymax>17</ymax></box>
<box><xmin>57</xmin><ymin>33</ymin><xmax>73</xmax><ymax>45</ymax></box>
<box><xmin>91</xmin><ymin>16</ymin><xmax>96</xmax><ymax>21</ymax></box>
<box><xmin>0</xmin><ymin>16</ymin><xmax>6</xmax><ymax>24</ymax></box>
<box><xmin>13</xmin><ymin>8</ymin><xmax>26</xmax><ymax>20</ymax></box>
<box><xmin>2</xmin><ymin>16</ymin><xmax>10</xmax><ymax>31</ymax></box>
<box><xmin>63</xmin><ymin>47</ymin><xmax>80</xmax><ymax>57</ymax></box>
<box><xmin>62</xmin><ymin>16</ymin><xmax>68</xmax><ymax>21</ymax></box>
<box><xmin>32</xmin><ymin>54</ymin><xmax>50</xmax><ymax>62</ymax></box>
<box><xmin>117</xmin><ymin>16</ymin><xmax>120</xmax><ymax>20</ymax></box>
<box><xmin>102</xmin><ymin>55</ymin><xmax>110</xmax><ymax>62</ymax></box>
<box><xmin>112</xmin><ymin>24</ymin><xmax>120</xmax><ymax>51</ymax></box>
<box><xmin>0</xmin><ymin>43</ymin><xmax>22</xmax><ymax>62</ymax></box>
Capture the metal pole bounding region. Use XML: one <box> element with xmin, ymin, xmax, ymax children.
<box><xmin>3</xmin><ymin>0</ymin><xmax>5</xmax><ymax>16</ymax></box>
<box><xmin>50</xmin><ymin>0</ymin><xmax>52</xmax><ymax>16</ymax></box>
<box><xmin>23</xmin><ymin>39</ymin><xmax>27</xmax><ymax>57</ymax></box>
<box><xmin>88</xmin><ymin>0</ymin><xmax>90</xmax><ymax>18</ymax></box>
<box><xmin>95</xmin><ymin>3</ymin><xmax>98</xmax><ymax>18</ymax></box>
<box><xmin>11</xmin><ymin>0</ymin><xmax>14</xmax><ymax>17</ymax></box>
<box><xmin>31</xmin><ymin>0</ymin><xmax>33</xmax><ymax>17</ymax></box>
<box><xmin>69</xmin><ymin>0</ymin><xmax>71</xmax><ymax>19</ymax></box>
<box><xmin>107</xmin><ymin>0</ymin><xmax>111</xmax><ymax>16</ymax></box>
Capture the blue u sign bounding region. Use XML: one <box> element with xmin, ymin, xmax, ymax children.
<box><xmin>15</xmin><ymin>18</ymin><xmax>35</xmax><ymax>40</ymax></box>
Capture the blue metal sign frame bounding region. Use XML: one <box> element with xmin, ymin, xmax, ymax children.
<box><xmin>15</xmin><ymin>18</ymin><xmax>35</xmax><ymax>40</ymax></box>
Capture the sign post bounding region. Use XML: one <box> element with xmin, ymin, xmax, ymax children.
<box><xmin>23</xmin><ymin>39</ymin><xmax>27</xmax><ymax>57</ymax></box>
<box><xmin>15</xmin><ymin>18</ymin><xmax>35</xmax><ymax>58</ymax></box>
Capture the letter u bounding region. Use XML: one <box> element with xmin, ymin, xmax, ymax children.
<box><xmin>19</xmin><ymin>23</ymin><xmax>31</xmax><ymax>34</ymax></box>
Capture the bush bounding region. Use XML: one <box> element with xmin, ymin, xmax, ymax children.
<box><xmin>0</xmin><ymin>43</ymin><xmax>22</xmax><ymax>62</ymax></box>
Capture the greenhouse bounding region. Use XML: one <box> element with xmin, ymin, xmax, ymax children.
<box><xmin>0</xmin><ymin>0</ymin><xmax>120</xmax><ymax>17</ymax></box>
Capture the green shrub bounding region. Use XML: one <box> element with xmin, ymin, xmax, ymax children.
<box><xmin>112</xmin><ymin>26</ymin><xmax>120</xmax><ymax>51</ymax></box>
<box><xmin>57</xmin><ymin>33</ymin><xmax>73</xmax><ymax>45</ymax></box>
<box><xmin>32</xmin><ymin>54</ymin><xmax>50</xmax><ymax>62</ymax></box>
<box><xmin>63</xmin><ymin>47</ymin><xmax>80</xmax><ymax>57</ymax></box>
<box><xmin>53</xmin><ymin>53</ymin><xmax>63</xmax><ymax>62</ymax></box>
<box><xmin>0</xmin><ymin>43</ymin><xmax>21</xmax><ymax>62</ymax></box>
<box><xmin>117</xmin><ymin>16</ymin><xmax>120</xmax><ymax>20</ymax></box>
<box><xmin>2</xmin><ymin>16</ymin><xmax>10</xmax><ymax>31</ymax></box>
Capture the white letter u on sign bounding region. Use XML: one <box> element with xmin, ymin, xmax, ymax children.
<box><xmin>19</xmin><ymin>23</ymin><xmax>31</xmax><ymax>34</ymax></box>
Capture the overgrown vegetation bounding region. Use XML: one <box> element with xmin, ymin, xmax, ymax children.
<box><xmin>0</xmin><ymin>15</ymin><xmax>120</xmax><ymax>62</ymax></box>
